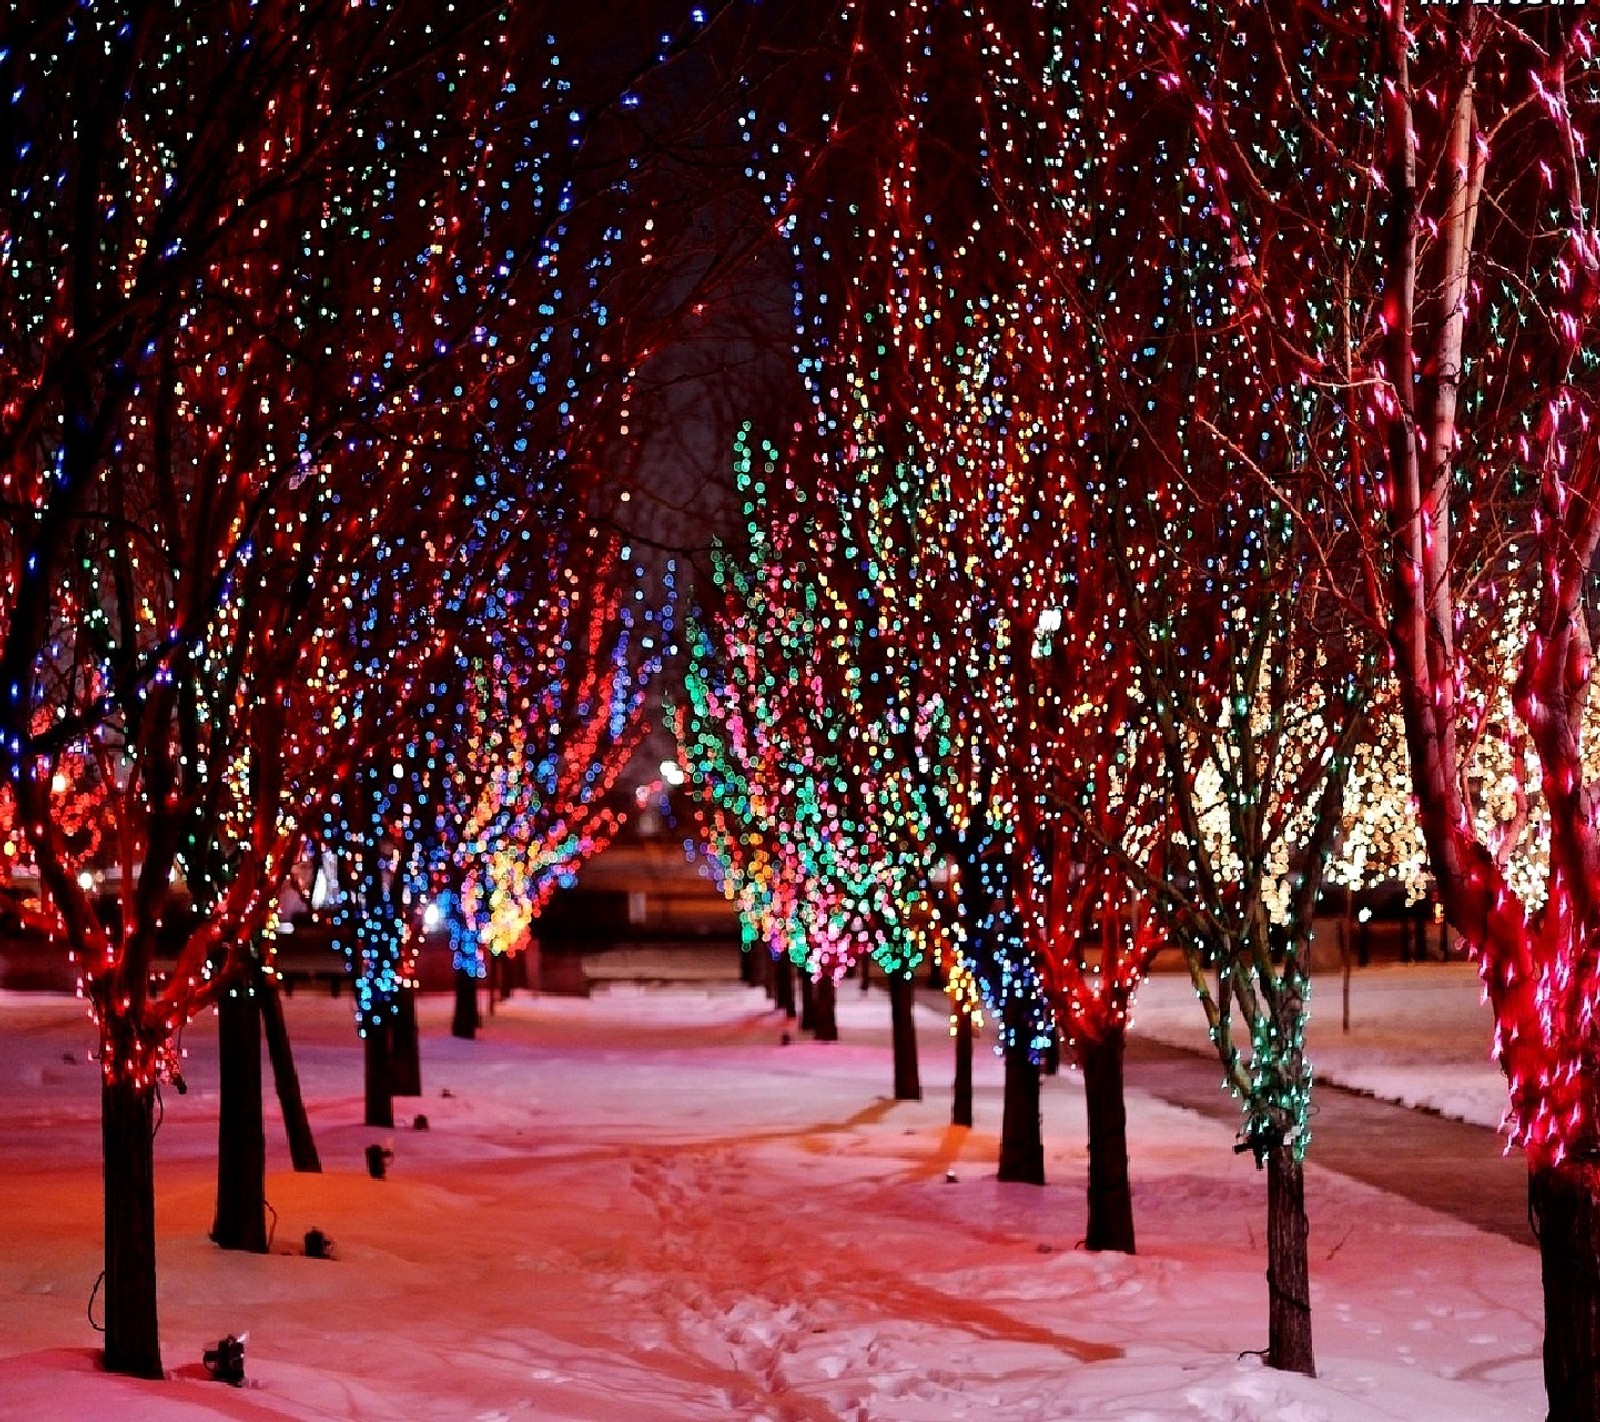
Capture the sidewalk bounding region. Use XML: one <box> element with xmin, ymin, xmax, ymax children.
<box><xmin>1125</xmin><ymin>1032</ymin><xmax>1534</xmax><ymax>1247</ymax></box>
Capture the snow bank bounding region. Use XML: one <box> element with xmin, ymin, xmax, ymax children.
<box><xmin>0</xmin><ymin>978</ymin><xmax>1541</xmax><ymax>1419</ymax></box>
<box><xmin>1132</xmin><ymin>963</ymin><xmax>1509</xmax><ymax>1129</ymax></box>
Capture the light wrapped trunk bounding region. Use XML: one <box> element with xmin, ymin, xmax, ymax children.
<box><xmin>1531</xmin><ymin>1164</ymin><xmax>1600</xmax><ymax>1422</ymax></box>
<box><xmin>951</xmin><ymin>1002</ymin><xmax>973</xmax><ymax>1128</ymax></box>
<box><xmin>811</xmin><ymin>974</ymin><xmax>838</xmax><ymax>1041</ymax></box>
<box><xmin>1266</xmin><ymin>1143</ymin><xmax>1315</xmax><ymax>1376</ymax></box>
<box><xmin>773</xmin><ymin>954</ymin><xmax>796</xmax><ymax>1020</ymax></box>
<box><xmin>451</xmin><ymin>965</ymin><xmax>480</xmax><ymax>1040</ymax></box>
<box><xmin>391</xmin><ymin>982</ymin><xmax>422</xmax><ymax>1097</ymax></box>
<box><xmin>364</xmin><ymin>1019</ymin><xmax>394</xmax><ymax>1129</ymax></box>
<box><xmin>259</xmin><ymin>970</ymin><xmax>320</xmax><ymax>1172</ymax></box>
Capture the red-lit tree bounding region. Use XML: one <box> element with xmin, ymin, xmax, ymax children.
<box><xmin>0</xmin><ymin>7</ymin><xmax>462</xmax><ymax>1368</ymax></box>
<box><xmin>1364</xmin><ymin>10</ymin><xmax>1600</xmax><ymax>1412</ymax></box>
<box><xmin>1009</xmin><ymin>550</ymin><xmax>1168</xmax><ymax>1255</ymax></box>
<box><xmin>1157</xmin><ymin>4</ymin><xmax>1600</xmax><ymax>1404</ymax></box>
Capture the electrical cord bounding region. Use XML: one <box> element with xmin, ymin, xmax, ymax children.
<box><xmin>87</xmin><ymin>1271</ymin><xmax>105</xmax><ymax>1333</ymax></box>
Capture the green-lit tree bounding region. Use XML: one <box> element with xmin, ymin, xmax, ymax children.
<box><xmin>679</xmin><ymin>427</ymin><xmax>945</xmax><ymax>1077</ymax></box>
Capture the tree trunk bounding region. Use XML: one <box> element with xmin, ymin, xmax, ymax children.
<box><xmin>952</xmin><ymin>1000</ymin><xmax>973</xmax><ymax>1128</ymax></box>
<box><xmin>364</xmin><ymin>1020</ymin><xmax>394</xmax><ymax>1129</ymax></box>
<box><xmin>798</xmin><ymin>967</ymin><xmax>816</xmax><ymax>1031</ymax></box>
<box><xmin>258</xmin><ymin>970</ymin><xmax>321</xmax><ymax>1172</ymax></box>
<box><xmin>859</xmin><ymin>956</ymin><xmax>871</xmax><ymax>993</ymax></box>
<box><xmin>997</xmin><ymin>1036</ymin><xmax>1044</xmax><ymax>1184</ymax></box>
<box><xmin>1266</xmin><ymin>1143</ymin><xmax>1316</xmax><ymax>1375</ymax></box>
<box><xmin>102</xmin><ymin>1079</ymin><xmax>162</xmax><ymax>1378</ymax></box>
<box><xmin>1340</xmin><ymin>901</ymin><xmax>1355</xmax><ymax>1035</ymax></box>
<box><xmin>211</xmin><ymin>988</ymin><xmax>267</xmax><ymax>1253</ymax></box>
<box><xmin>451</xmin><ymin>965</ymin><xmax>479</xmax><ymax>1040</ymax></box>
<box><xmin>1080</xmin><ymin>1028</ymin><xmax>1135</xmax><ymax>1253</ymax></box>
<box><xmin>773</xmin><ymin>954</ymin><xmax>796</xmax><ymax>1019</ymax></box>
<box><xmin>390</xmin><ymin>981</ymin><xmax>422</xmax><ymax>1097</ymax></box>
<box><xmin>1531</xmin><ymin>1161</ymin><xmax>1600</xmax><ymax>1422</ymax></box>
<box><xmin>812</xmin><ymin>973</ymin><xmax>838</xmax><ymax>1041</ymax></box>
<box><xmin>890</xmin><ymin>972</ymin><xmax>921</xmax><ymax>1101</ymax></box>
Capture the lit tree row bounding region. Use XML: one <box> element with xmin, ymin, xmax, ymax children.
<box><xmin>0</xmin><ymin>0</ymin><xmax>745</xmax><ymax>1378</ymax></box>
<box><xmin>744</xmin><ymin>0</ymin><xmax>1378</xmax><ymax>1374</ymax></box>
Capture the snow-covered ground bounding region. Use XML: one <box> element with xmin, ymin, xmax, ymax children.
<box><xmin>0</xmin><ymin>970</ymin><xmax>1541</xmax><ymax>1421</ymax></box>
<box><xmin>1134</xmin><ymin>961</ymin><xmax>1508</xmax><ymax>1129</ymax></box>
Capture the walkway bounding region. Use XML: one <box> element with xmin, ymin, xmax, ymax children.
<box><xmin>1124</xmin><ymin>1034</ymin><xmax>1535</xmax><ymax>1248</ymax></box>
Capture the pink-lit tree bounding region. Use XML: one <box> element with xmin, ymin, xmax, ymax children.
<box><xmin>1368</xmin><ymin>11</ymin><xmax>1600</xmax><ymax>1412</ymax></box>
<box><xmin>1162</xmin><ymin>4</ymin><xmax>1600</xmax><ymax>1405</ymax></box>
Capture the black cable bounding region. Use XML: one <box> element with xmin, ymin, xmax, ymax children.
<box><xmin>87</xmin><ymin>1271</ymin><xmax>105</xmax><ymax>1333</ymax></box>
<box><xmin>265</xmin><ymin>1199</ymin><xmax>278</xmax><ymax>1251</ymax></box>
<box><xmin>151</xmin><ymin>1082</ymin><xmax>164</xmax><ymax>1140</ymax></box>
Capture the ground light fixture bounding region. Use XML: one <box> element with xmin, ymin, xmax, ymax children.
<box><xmin>202</xmin><ymin>1334</ymin><xmax>246</xmax><ymax>1386</ymax></box>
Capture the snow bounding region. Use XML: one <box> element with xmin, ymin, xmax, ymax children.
<box><xmin>0</xmin><ymin>969</ymin><xmax>1541</xmax><ymax>1420</ymax></box>
<box><xmin>1133</xmin><ymin>961</ymin><xmax>1509</xmax><ymax>1130</ymax></box>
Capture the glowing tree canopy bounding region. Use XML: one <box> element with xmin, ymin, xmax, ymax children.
<box><xmin>321</xmin><ymin>489</ymin><xmax>672</xmax><ymax>1104</ymax></box>
<box><xmin>451</xmin><ymin>538</ymin><xmax>671</xmax><ymax>972</ymax></box>
<box><xmin>679</xmin><ymin>427</ymin><xmax>946</xmax><ymax>1073</ymax></box>
<box><xmin>0</xmin><ymin>0</ymin><xmax>747</xmax><ymax>1378</ymax></box>
<box><xmin>1137</xmin><ymin>4</ymin><xmax>1600</xmax><ymax>1408</ymax></box>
